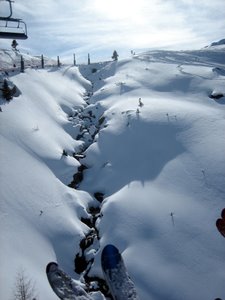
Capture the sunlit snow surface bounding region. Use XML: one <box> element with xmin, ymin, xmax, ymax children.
<box><xmin>0</xmin><ymin>45</ymin><xmax>225</xmax><ymax>299</ymax></box>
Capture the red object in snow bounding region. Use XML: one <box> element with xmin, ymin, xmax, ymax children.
<box><xmin>216</xmin><ymin>208</ymin><xmax>225</xmax><ymax>238</ymax></box>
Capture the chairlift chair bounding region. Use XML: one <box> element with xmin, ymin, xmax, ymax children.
<box><xmin>0</xmin><ymin>0</ymin><xmax>28</xmax><ymax>39</ymax></box>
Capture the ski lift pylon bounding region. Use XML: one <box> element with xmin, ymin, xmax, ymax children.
<box><xmin>0</xmin><ymin>0</ymin><xmax>28</xmax><ymax>39</ymax></box>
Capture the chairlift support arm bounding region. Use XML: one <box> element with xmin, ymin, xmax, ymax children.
<box><xmin>0</xmin><ymin>0</ymin><xmax>28</xmax><ymax>39</ymax></box>
<box><xmin>0</xmin><ymin>0</ymin><xmax>13</xmax><ymax>18</ymax></box>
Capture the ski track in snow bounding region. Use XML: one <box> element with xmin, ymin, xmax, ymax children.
<box><xmin>0</xmin><ymin>44</ymin><xmax>225</xmax><ymax>300</ymax></box>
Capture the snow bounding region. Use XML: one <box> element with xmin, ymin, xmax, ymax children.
<box><xmin>0</xmin><ymin>63</ymin><xmax>95</xmax><ymax>299</ymax></box>
<box><xmin>0</xmin><ymin>43</ymin><xmax>225</xmax><ymax>300</ymax></box>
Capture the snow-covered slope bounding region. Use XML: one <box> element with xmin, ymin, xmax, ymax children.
<box><xmin>0</xmin><ymin>63</ymin><xmax>99</xmax><ymax>299</ymax></box>
<box><xmin>0</xmin><ymin>44</ymin><xmax>225</xmax><ymax>300</ymax></box>
<box><xmin>0</xmin><ymin>49</ymin><xmax>56</xmax><ymax>72</ymax></box>
<box><xmin>78</xmin><ymin>48</ymin><xmax>225</xmax><ymax>299</ymax></box>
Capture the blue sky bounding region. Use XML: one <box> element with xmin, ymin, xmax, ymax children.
<box><xmin>0</xmin><ymin>0</ymin><xmax>224</xmax><ymax>63</ymax></box>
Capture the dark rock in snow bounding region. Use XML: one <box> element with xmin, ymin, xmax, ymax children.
<box><xmin>209</xmin><ymin>92</ymin><xmax>224</xmax><ymax>99</ymax></box>
<box><xmin>94</xmin><ymin>192</ymin><xmax>105</xmax><ymax>203</ymax></box>
<box><xmin>74</xmin><ymin>253</ymin><xmax>89</xmax><ymax>274</ymax></box>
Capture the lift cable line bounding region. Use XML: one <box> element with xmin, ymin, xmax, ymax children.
<box><xmin>0</xmin><ymin>0</ymin><xmax>28</xmax><ymax>39</ymax></box>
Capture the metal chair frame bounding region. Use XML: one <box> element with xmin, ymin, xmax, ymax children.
<box><xmin>0</xmin><ymin>0</ymin><xmax>28</xmax><ymax>39</ymax></box>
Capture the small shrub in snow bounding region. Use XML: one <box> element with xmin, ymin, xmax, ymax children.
<box><xmin>13</xmin><ymin>269</ymin><xmax>38</xmax><ymax>300</ymax></box>
<box><xmin>73</xmin><ymin>53</ymin><xmax>76</xmax><ymax>66</ymax></box>
<box><xmin>170</xmin><ymin>212</ymin><xmax>175</xmax><ymax>226</ymax></box>
<box><xmin>62</xmin><ymin>149</ymin><xmax>68</xmax><ymax>156</ymax></box>
<box><xmin>112</xmin><ymin>50</ymin><xmax>119</xmax><ymax>61</ymax></box>
<box><xmin>166</xmin><ymin>113</ymin><xmax>170</xmax><ymax>121</ymax></box>
<box><xmin>2</xmin><ymin>79</ymin><xmax>14</xmax><ymax>101</ymax></box>
<box><xmin>11</xmin><ymin>39</ymin><xmax>19</xmax><ymax>51</ymax></box>
<box><xmin>98</xmin><ymin>116</ymin><xmax>106</xmax><ymax>126</ymax></box>
<box><xmin>138</xmin><ymin>98</ymin><xmax>144</xmax><ymax>107</ymax></box>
